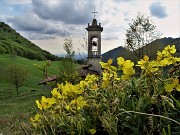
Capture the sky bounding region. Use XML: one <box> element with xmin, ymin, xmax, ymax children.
<box><xmin>0</xmin><ymin>0</ymin><xmax>180</xmax><ymax>55</ymax></box>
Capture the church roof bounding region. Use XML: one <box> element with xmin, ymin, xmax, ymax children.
<box><xmin>80</xmin><ymin>64</ymin><xmax>99</xmax><ymax>78</ymax></box>
<box><xmin>38</xmin><ymin>75</ymin><xmax>57</xmax><ymax>85</ymax></box>
<box><xmin>86</xmin><ymin>18</ymin><xmax>103</xmax><ymax>31</ymax></box>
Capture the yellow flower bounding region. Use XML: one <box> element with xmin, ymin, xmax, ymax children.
<box><xmin>108</xmin><ymin>59</ymin><xmax>113</xmax><ymax>65</ymax></box>
<box><xmin>117</xmin><ymin>57</ymin><xmax>125</xmax><ymax>66</ymax></box>
<box><xmin>47</xmin><ymin>97</ymin><xmax>56</xmax><ymax>106</ymax></box>
<box><xmin>117</xmin><ymin>57</ymin><xmax>135</xmax><ymax>80</ymax></box>
<box><xmin>89</xmin><ymin>128</ymin><xmax>96</xmax><ymax>135</ymax></box>
<box><xmin>100</xmin><ymin>59</ymin><xmax>117</xmax><ymax>73</ymax></box>
<box><xmin>30</xmin><ymin>113</ymin><xmax>42</xmax><ymax>123</ymax></box>
<box><xmin>121</xmin><ymin>67</ymin><xmax>135</xmax><ymax>80</ymax></box>
<box><xmin>65</xmin><ymin>104</ymin><xmax>70</xmax><ymax>111</ymax></box>
<box><xmin>80</xmin><ymin>80</ymin><xmax>88</xmax><ymax>88</ymax></box>
<box><xmin>137</xmin><ymin>55</ymin><xmax>149</xmax><ymax>69</ymax></box>
<box><xmin>75</xmin><ymin>96</ymin><xmax>87</xmax><ymax>110</ymax></box>
<box><xmin>85</xmin><ymin>74</ymin><xmax>98</xmax><ymax>84</ymax></box>
<box><xmin>101</xmin><ymin>72</ymin><xmax>110</xmax><ymax>88</ymax></box>
<box><xmin>101</xmin><ymin>70</ymin><xmax>120</xmax><ymax>88</ymax></box>
<box><xmin>102</xmin><ymin>70</ymin><xmax>112</xmax><ymax>81</ymax></box>
<box><xmin>159</xmin><ymin>59</ymin><xmax>170</xmax><ymax>66</ymax></box>
<box><xmin>30</xmin><ymin>113</ymin><xmax>42</xmax><ymax>128</ymax></box>
<box><xmin>124</xmin><ymin>60</ymin><xmax>134</xmax><ymax>68</ymax></box>
<box><xmin>165</xmin><ymin>78</ymin><xmax>180</xmax><ymax>92</ymax></box>
<box><xmin>66</xmin><ymin>96</ymin><xmax>87</xmax><ymax>111</ymax></box>
<box><xmin>59</xmin><ymin>83</ymin><xmax>84</xmax><ymax>97</ymax></box>
<box><xmin>90</xmin><ymin>83</ymin><xmax>98</xmax><ymax>90</ymax></box>
<box><xmin>165</xmin><ymin>57</ymin><xmax>180</xmax><ymax>65</ymax></box>
<box><xmin>157</xmin><ymin>51</ymin><xmax>165</xmax><ymax>61</ymax></box>
<box><xmin>121</xmin><ymin>74</ymin><xmax>130</xmax><ymax>80</ymax></box>
<box><xmin>101</xmin><ymin>80</ymin><xmax>109</xmax><ymax>88</ymax></box>
<box><xmin>117</xmin><ymin>57</ymin><xmax>134</xmax><ymax>70</ymax></box>
<box><xmin>163</xmin><ymin>45</ymin><xmax>176</xmax><ymax>55</ymax></box>
<box><xmin>144</xmin><ymin>55</ymin><xmax>149</xmax><ymax>61</ymax></box>
<box><xmin>36</xmin><ymin>96</ymin><xmax>56</xmax><ymax>110</ymax></box>
<box><xmin>145</xmin><ymin>66</ymin><xmax>158</xmax><ymax>76</ymax></box>
<box><xmin>36</xmin><ymin>100</ymin><xmax>43</xmax><ymax>110</ymax></box>
<box><xmin>159</xmin><ymin>56</ymin><xmax>180</xmax><ymax>67</ymax></box>
<box><xmin>122</xmin><ymin>67</ymin><xmax>135</xmax><ymax>78</ymax></box>
<box><xmin>137</xmin><ymin>55</ymin><xmax>159</xmax><ymax>76</ymax></box>
<box><xmin>51</xmin><ymin>88</ymin><xmax>62</xmax><ymax>99</ymax></box>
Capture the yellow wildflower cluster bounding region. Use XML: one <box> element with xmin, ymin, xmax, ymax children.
<box><xmin>79</xmin><ymin>74</ymin><xmax>99</xmax><ymax>90</ymax></box>
<box><xmin>117</xmin><ymin>57</ymin><xmax>135</xmax><ymax>80</ymax></box>
<box><xmin>100</xmin><ymin>59</ymin><xmax>117</xmax><ymax>73</ymax></box>
<box><xmin>157</xmin><ymin>45</ymin><xmax>180</xmax><ymax>66</ymax></box>
<box><xmin>30</xmin><ymin>45</ymin><xmax>179</xmax><ymax>134</ymax></box>
<box><xmin>100</xmin><ymin>59</ymin><xmax>120</xmax><ymax>88</ymax></box>
<box><xmin>36</xmin><ymin>96</ymin><xmax>56</xmax><ymax>110</ymax></box>
<box><xmin>137</xmin><ymin>45</ymin><xmax>180</xmax><ymax>76</ymax></box>
<box><xmin>136</xmin><ymin>45</ymin><xmax>180</xmax><ymax>92</ymax></box>
<box><xmin>65</xmin><ymin>96</ymin><xmax>87</xmax><ymax>111</ymax></box>
<box><xmin>99</xmin><ymin>57</ymin><xmax>135</xmax><ymax>88</ymax></box>
<box><xmin>30</xmin><ymin>113</ymin><xmax>42</xmax><ymax>128</ymax></box>
<box><xmin>137</xmin><ymin>55</ymin><xmax>158</xmax><ymax>76</ymax></box>
<box><xmin>31</xmin><ymin>77</ymin><xmax>96</xmax><ymax>134</ymax></box>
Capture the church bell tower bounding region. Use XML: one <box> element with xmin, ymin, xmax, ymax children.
<box><xmin>86</xmin><ymin>10</ymin><xmax>103</xmax><ymax>75</ymax></box>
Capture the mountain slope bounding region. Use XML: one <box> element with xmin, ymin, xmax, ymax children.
<box><xmin>102</xmin><ymin>46</ymin><xmax>134</xmax><ymax>65</ymax></box>
<box><xmin>102</xmin><ymin>37</ymin><xmax>180</xmax><ymax>64</ymax></box>
<box><xmin>0</xmin><ymin>22</ymin><xmax>59</xmax><ymax>60</ymax></box>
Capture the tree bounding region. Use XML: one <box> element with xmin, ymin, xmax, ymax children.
<box><xmin>34</xmin><ymin>60</ymin><xmax>51</xmax><ymax>78</ymax></box>
<box><xmin>63</xmin><ymin>37</ymin><xmax>75</xmax><ymax>60</ymax></box>
<box><xmin>7</xmin><ymin>64</ymin><xmax>28</xmax><ymax>95</ymax></box>
<box><xmin>59</xmin><ymin>37</ymin><xmax>81</xmax><ymax>84</ymax></box>
<box><xmin>125</xmin><ymin>13</ymin><xmax>161</xmax><ymax>59</ymax></box>
<box><xmin>79</xmin><ymin>32</ymin><xmax>88</xmax><ymax>52</ymax></box>
<box><xmin>78</xmin><ymin>32</ymin><xmax>88</xmax><ymax>64</ymax></box>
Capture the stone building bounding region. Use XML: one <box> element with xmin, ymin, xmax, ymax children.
<box><xmin>82</xmin><ymin>14</ymin><xmax>103</xmax><ymax>76</ymax></box>
<box><xmin>39</xmin><ymin>14</ymin><xmax>104</xmax><ymax>82</ymax></box>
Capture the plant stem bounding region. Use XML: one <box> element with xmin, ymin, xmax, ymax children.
<box><xmin>119</xmin><ymin>110</ymin><xmax>180</xmax><ymax>126</ymax></box>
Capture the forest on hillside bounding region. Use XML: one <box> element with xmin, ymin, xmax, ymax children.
<box><xmin>0</xmin><ymin>22</ymin><xmax>60</xmax><ymax>61</ymax></box>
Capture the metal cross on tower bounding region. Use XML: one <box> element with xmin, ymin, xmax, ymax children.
<box><xmin>92</xmin><ymin>9</ymin><xmax>98</xmax><ymax>18</ymax></box>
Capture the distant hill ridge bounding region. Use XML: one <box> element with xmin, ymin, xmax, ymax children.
<box><xmin>0</xmin><ymin>22</ymin><xmax>59</xmax><ymax>61</ymax></box>
<box><xmin>102</xmin><ymin>37</ymin><xmax>180</xmax><ymax>64</ymax></box>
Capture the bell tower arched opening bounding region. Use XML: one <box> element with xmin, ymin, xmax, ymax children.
<box><xmin>91</xmin><ymin>37</ymin><xmax>98</xmax><ymax>57</ymax></box>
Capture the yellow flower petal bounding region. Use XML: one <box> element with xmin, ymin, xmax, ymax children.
<box><xmin>176</xmin><ymin>84</ymin><xmax>180</xmax><ymax>92</ymax></box>
<box><xmin>89</xmin><ymin>128</ymin><xmax>96</xmax><ymax>135</ymax></box>
<box><xmin>165</xmin><ymin>84</ymin><xmax>174</xmax><ymax>92</ymax></box>
<box><xmin>36</xmin><ymin>100</ymin><xmax>42</xmax><ymax>110</ymax></box>
<box><xmin>143</xmin><ymin>55</ymin><xmax>149</xmax><ymax>61</ymax></box>
<box><xmin>117</xmin><ymin>57</ymin><xmax>125</xmax><ymax>66</ymax></box>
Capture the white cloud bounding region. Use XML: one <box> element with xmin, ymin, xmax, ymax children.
<box><xmin>5</xmin><ymin>0</ymin><xmax>32</xmax><ymax>5</ymax></box>
<box><xmin>1</xmin><ymin>0</ymin><xmax>179</xmax><ymax>55</ymax></box>
<box><xmin>32</xmin><ymin>0</ymin><xmax>95</xmax><ymax>24</ymax></box>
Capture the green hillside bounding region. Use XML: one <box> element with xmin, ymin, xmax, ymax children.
<box><xmin>102</xmin><ymin>37</ymin><xmax>180</xmax><ymax>64</ymax></box>
<box><xmin>0</xmin><ymin>22</ymin><xmax>59</xmax><ymax>61</ymax></box>
<box><xmin>0</xmin><ymin>54</ymin><xmax>61</xmax><ymax>134</ymax></box>
<box><xmin>0</xmin><ymin>54</ymin><xmax>60</xmax><ymax>98</ymax></box>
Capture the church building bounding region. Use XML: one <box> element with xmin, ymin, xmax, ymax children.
<box><xmin>81</xmin><ymin>11</ymin><xmax>103</xmax><ymax>77</ymax></box>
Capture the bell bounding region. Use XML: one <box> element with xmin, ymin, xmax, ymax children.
<box><xmin>92</xmin><ymin>41</ymin><xmax>97</xmax><ymax>46</ymax></box>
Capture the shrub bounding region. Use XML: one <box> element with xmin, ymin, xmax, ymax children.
<box><xmin>58</xmin><ymin>58</ymin><xmax>82</xmax><ymax>84</ymax></box>
<box><xmin>28</xmin><ymin>45</ymin><xmax>180</xmax><ymax>135</ymax></box>
<box><xmin>6</xmin><ymin>64</ymin><xmax>28</xmax><ymax>95</ymax></box>
<box><xmin>0</xmin><ymin>45</ymin><xmax>6</xmax><ymax>54</ymax></box>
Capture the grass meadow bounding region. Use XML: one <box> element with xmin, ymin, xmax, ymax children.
<box><xmin>0</xmin><ymin>54</ymin><xmax>60</xmax><ymax>134</ymax></box>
